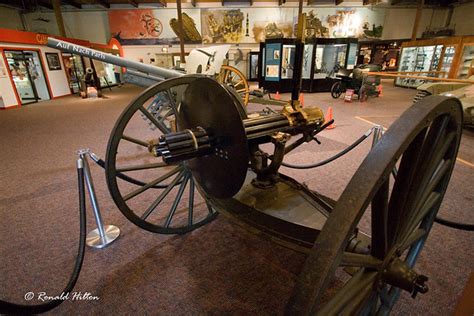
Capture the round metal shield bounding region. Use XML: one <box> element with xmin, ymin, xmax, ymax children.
<box><xmin>177</xmin><ymin>77</ymin><xmax>248</xmax><ymax>199</ymax></box>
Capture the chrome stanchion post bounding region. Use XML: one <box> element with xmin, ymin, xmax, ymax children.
<box><xmin>78</xmin><ymin>149</ymin><xmax>120</xmax><ymax>249</ymax></box>
<box><xmin>371</xmin><ymin>125</ymin><xmax>384</xmax><ymax>149</ymax></box>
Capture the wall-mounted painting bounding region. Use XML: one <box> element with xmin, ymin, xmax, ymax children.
<box><xmin>201</xmin><ymin>9</ymin><xmax>245</xmax><ymax>44</ymax></box>
<box><xmin>302</xmin><ymin>8</ymin><xmax>385</xmax><ymax>39</ymax></box>
<box><xmin>109</xmin><ymin>9</ymin><xmax>202</xmax><ymax>45</ymax></box>
<box><xmin>108</xmin><ymin>7</ymin><xmax>385</xmax><ymax>46</ymax></box>
<box><xmin>45</xmin><ymin>53</ymin><xmax>61</xmax><ymax>71</ymax></box>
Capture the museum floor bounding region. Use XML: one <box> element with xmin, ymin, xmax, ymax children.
<box><xmin>0</xmin><ymin>81</ymin><xmax>473</xmax><ymax>315</ymax></box>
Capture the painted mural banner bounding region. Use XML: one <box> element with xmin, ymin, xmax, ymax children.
<box><xmin>201</xmin><ymin>7</ymin><xmax>297</xmax><ymax>44</ymax></box>
<box><xmin>303</xmin><ymin>8</ymin><xmax>385</xmax><ymax>39</ymax></box>
<box><xmin>108</xmin><ymin>9</ymin><xmax>202</xmax><ymax>45</ymax></box>
<box><xmin>108</xmin><ymin>7</ymin><xmax>385</xmax><ymax>46</ymax></box>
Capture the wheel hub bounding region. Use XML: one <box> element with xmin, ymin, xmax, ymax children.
<box><xmin>380</xmin><ymin>253</ymin><xmax>429</xmax><ymax>298</ymax></box>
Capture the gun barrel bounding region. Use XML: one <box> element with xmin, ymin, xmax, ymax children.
<box><xmin>47</xmin><ymin>38</ymin><xmax>184</xmax><ymax>80</ymax></box>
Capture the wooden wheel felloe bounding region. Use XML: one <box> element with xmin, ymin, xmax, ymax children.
<box><xmin>288</xmin><ymin>96</ymin><xmax>463</xmax><ymax>315</ymax></box>
<box><xmin>105</xmin><ymin>75</ymin><xmax>217</xmax><ymax>234</ymax></box>
<box><xmin>218</xmin><ymin>65</ymin><xmax>250</xmax><ymax>106</ymax></box>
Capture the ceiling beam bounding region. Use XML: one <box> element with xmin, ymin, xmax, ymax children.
<box><xmin>307</xmin><ymin>0</ymin><xmax>337</xmax><ymax>5</ymax></box>
<box><xmin>129</xmin><ymin>0</ymin><xmax>139</xmax><ymax>7</ymax></box>
<box><xmin>363</xmin><ymin>0</ymin><xmax>381</xmax><ymax>4</ymax></box>
<box><xmin>148</xmin><ymin>0</ymin><xmax>166</xmax><ymax>7</ymax></box>
<box><xmin>63</xmin><ymin>0</ymin><xmax>82</xmax><ymax>8</ymax></box>
<box><xmin>96</xmin><ymin>0</ymin><xmax>110</xmax><ymax>8</ymax></box>
<box><xmin>391</xmin><ymin>0</ymin><xmax>407</xmax><ymax>5</ymax></box>
<box><xmin>0</xmin><ymin>0</ymin><xmax>25</xmax><ymax>9</ymax></box>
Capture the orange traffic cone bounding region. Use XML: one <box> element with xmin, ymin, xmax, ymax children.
<box><xmin>275</xmin><ymin>91</ymin><xmax>281</xmax><ymax>100</ymax></box>
<box><xmin>325</xmin><ymin>107</ymin><xmax>336</xmax><ymax>129</ymax></box>
<box><xmin>378</xmin><ymin>84</ymin><xmax>383</xmax><ymax>97</ymax></box>
<box><xmin>298</xmin><ymin>92</ymin><xmax>304</xmax><ymax>107</ymax></box>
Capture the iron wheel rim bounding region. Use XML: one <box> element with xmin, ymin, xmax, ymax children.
<box><xmin>288</xmin><ymin>96</ymin><xmax>463</xmax><ymax>315</ymax></box>
<box><xmin>105</xmin><ymin>75</ymin><xmax>218</xmax><ymax>234</ymax></box>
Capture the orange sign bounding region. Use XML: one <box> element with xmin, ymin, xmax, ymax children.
<box><xmin>0</xmin><ymin>28</ymin><xmax>90</xmax><ymax>47</ymax></box>
<box><xmin>36</xmin><ymin>33</ymin><xmax>49</xmax><ymax>45</ymax></box>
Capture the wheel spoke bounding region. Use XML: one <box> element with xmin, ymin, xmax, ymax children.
<box><xmin>122</xmin><ymin>134</ymin><xmax>149</xmax><ymax>147</ymax></box>
<box><xmin>224</xmin><ymin>70</ymin><xmax>230</xmax><ymax>82</ymax></box>
<box><xmin>342</xmin><ymin>281</ymin><xmax>376</xmax><ymax>315</ymax></box>
<box><xmin>154</xmin><ymin>105</ymin><xmax>173</xmax><ymax>122</ymax></box>
<box><xmin>413</xmin><ymin>131</ymin><xmax>455</xmax><ymax>195</ymax></box>
<box><xmin>123</xmin><ymin>166</ymin><xmax>182</xmax><ymax>201</ymax></box>
<box><xmin>399</xmin><ymin>192</ymin><xmax>441</xmax><ymax>243</ymax></box>
<box><xmin>188</xmin><ymin>177</ymin><xmax>195</xmax><ymax>226</ymax></box>
<box><xmin>164</xmin><ymin>173</ymin><xmax>190</xmax><ymax>228</ymax></box>
<box><xmin>371</xmin><ymin>178</ymin><xmax>389</xmax><ymax>258</ymax></box>
<box><xmin>399</xmin><ymin>228</ymin><xmax>427</xmax><ymax>253</ymax></box>
<box><xmin>140</xmin><ymin>105</ymin><xmax>170</xmax><ymax>133</ymax></box>
<box><xmin>166</xmin><ymin>89</ymin><xmax>177</xmax><ymax>109</ymax></box>
<box><xmin>205</xmin><ymin>200</ymin><xmax>215</xmax><ymax>214</ymax></box>
<box><xmin>387</xmin><ymin>129</ymin><xmax>427</xmax><ymax>245</ymax></box>
<box><xmin>116</xmin><ymin>162</ymin><xmax>167</xmax><ymax>172</ymax></box>
<box><xmin>341</xmin><ymin>252</ymin><xmax>383</xmax><ymax>269</ymax></box>
<box><xmin>318</xmin><ymin>270</ymin><xmax>378</xmax><ymax>315</ymax></box>
<box><xmin>141</xmin><ymin>170</ymin><xmax>185</xmax><ymax>221</ymax></box>
<box><xmin>397</xmin><ymin>155</ymin><xmax>451</xmax><ymax>242</ymax></box>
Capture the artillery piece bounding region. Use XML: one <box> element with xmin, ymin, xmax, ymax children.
<box><xmin>49</xmin><ymin>39</ymin><xmax>463</xmax><ymax>314</ymax></box>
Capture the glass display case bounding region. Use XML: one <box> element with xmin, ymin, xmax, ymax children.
<box><xmin>281</xmin><ymin>44</ymin><xmax>296</xmax><ymax>79</ymax></box>
<box><xmin>259</xmin><ymin>39</ymin><xmax>302</xmax><ymax>93</ymax></box>
<box><xmin>5</xmin><ymin>50</ymin><xmax>50</xmax><ymax>104</ymax></box>
<box><xmin>301</xmin><ymin>38</ymin><xmax>358</xmax><ymax>92</ymax></box>
<box><xmin>395</xmin><ymin>37</ymin><xmax>465</xmax><ymax>88</ymax></box>
<box><xmin>396</xmin><ymin>45</ymin><xmax>440</xmax><ymax>87</ymax></box>
<box><xmin>248</xmin><ymin>52</ymin><xmax>259</xmax><ymax>81</ymax></box>
<box><xmin>357</xmin><ymin>40</ymin><xmax>406</xmax><ymax>71</ymax></box>
<box><xmin>61</xmin><ymin>53</ymin><xmax>85</xmax><ymax>94</ymax></box>
<box><xmin>457</xmin><ymin>42</ymin><xmax>474</xmax><ymax>79</ymax></box>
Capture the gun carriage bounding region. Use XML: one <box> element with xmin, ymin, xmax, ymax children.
<box><xmin>48</xmin><ymin>38</ymin><xmax>463</xmax><ymax>315</ymax></box>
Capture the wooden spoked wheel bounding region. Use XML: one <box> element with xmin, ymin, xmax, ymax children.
<box><xmin>105</xmin><ymin>75</ymin><xmax>218</xmax><ymax>234</ymax></box>
<box><xmin>288</xmin><ymin>96</ymin><xmax>463</xmax><ymax>315</ymax></box>
<box><xmin>218</xmin><ymin>65</ymin><xmax>250</xmax><ymax>106</ymax></box>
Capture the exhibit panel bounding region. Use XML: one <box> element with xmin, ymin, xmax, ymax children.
<box><xmin>301</xmin><ymin>37</ymin><xmax>359</xmax><ymax>92</ymax></box>
<box><xmin>259</xmin><ymin>39</ymin><xmax>301</xmax><ymax>93</ymax></box>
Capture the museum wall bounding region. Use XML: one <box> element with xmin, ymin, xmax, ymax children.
<box><xmin>0</xmin><ymin>10</ymin><xmax>110</xmax><ymax>45</ymax></box>
<box><xmin>0</xmin><ymin>3</ymin><xmax>472</xmax><ymax>48</ymax></box>
<box><xmin>0</xmin><ymin>42</ymin><xmax>70</xmax><ymax>107</ymax></box>
<box><xmin>0</xmin><ymin>7</ymin><xmax>23</xmax><ymax>30</ymax></box>
<box><xmin>382</xmin><ymin>7</ymin><xmax>449</xmax><ymax>39</ymax></box>
<box><xmin>451</xmin><ymin>1</ymin><xmax>474</xmax><ymax>36</ymax></box>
